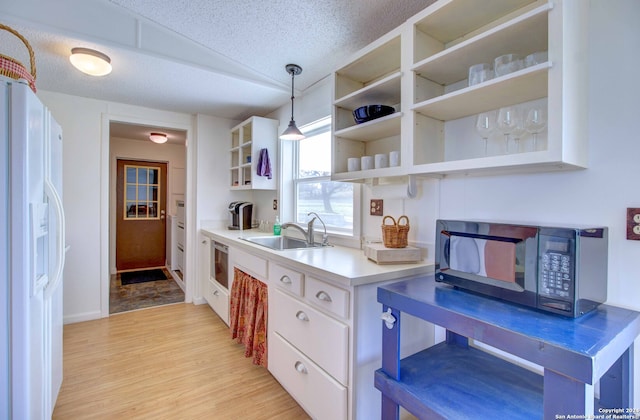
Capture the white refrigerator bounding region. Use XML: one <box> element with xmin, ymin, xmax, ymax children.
<box><xmin>1</xmin><ymin>79</ymin><xmax>66</xmax><ymax>419</ymax></box>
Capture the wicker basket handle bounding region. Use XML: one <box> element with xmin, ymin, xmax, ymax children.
<box><xmin>397</xmin><ymin>215</ymin><xmax>410</xmax><ymax>228</ymax></box>
<box><xmin>382</xmin><ymin>215</ymin><xmax>397</xmax><ymax>227</ymax></box>
<box><xmin>0</xmin><ymin>23</ymin><xmax>36</xmax><ymax>80</ymax></box>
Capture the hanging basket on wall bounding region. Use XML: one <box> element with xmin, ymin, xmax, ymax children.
<box><xmin>0</xmin><ymin>23</ymin><xmax>37</xmax><ymax>92</ymax></box>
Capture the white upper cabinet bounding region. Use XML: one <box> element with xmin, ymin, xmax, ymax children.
<box><xmin>331</xmin><ymin>0</ymin><xmax>590</xmax><ymax>180</ymax></box>
<box><xmin>230</xmin><ymin>116</ymin><xmax>278</xmax><ymax>190</ymax></box>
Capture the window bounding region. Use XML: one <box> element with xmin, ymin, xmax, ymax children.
<box><xmin>124</xmin><ymin>165</ymin><xmax>160</xmax><ymax>219</ymax></box>
<box><xmin>293</xmin><ymin>118</ymin><xmax>355</xmax><ymax>234</ymax></box>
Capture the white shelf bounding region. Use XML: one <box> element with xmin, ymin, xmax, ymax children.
<box><xmin>331</xmin><ymin>165</ymin><xmax>406</xmax><ymax>182</ymax></box>
<box><xmin>413</xmin><ymin>63</ymin><xmax>550</xmax><ymax>121</ymax></box>
<box><xmin>412</xmin><ymin>3</ymin><xmax>550</xmax><ymax>86</ymax></box>
<box><xmin>334</xmin><ymin>72</ymin><xmax>402</xmax><ymax>109</ymax></box>
<box><xmin>334</xmin><ymin>112</ymin><xmax>402</xmax><ymax>141</ymax></box>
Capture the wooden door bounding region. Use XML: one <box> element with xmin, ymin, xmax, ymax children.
<box><xmin>116</xmin><ymin>159</ymin><xmax>167</xmax><ymax>270</ymax></box>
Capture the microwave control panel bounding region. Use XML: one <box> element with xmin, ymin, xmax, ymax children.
<box><xmin>539</xmin><ymin>236</ymin><xmax>574</xmax><ymax>302</ymax></box>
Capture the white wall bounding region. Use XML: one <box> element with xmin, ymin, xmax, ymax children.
<box><xmin>37</xmin><ymin>91</ymin><xmax>195</xmax><ymax>323</ymax></box>
<box><xmin>194</xmin><ymin>114</ymin><xmax>246</xmax><ymax>230</ymax></box>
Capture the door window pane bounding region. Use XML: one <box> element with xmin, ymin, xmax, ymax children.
<box><xmin>124</xmin><ymin>164</ymin><xmax>161</xmax><ymax>220</ymax></box>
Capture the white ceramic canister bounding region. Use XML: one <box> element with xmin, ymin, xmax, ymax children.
<box><xmin>389</xmin><ymin>150</ymin><xmax>400</xmax><ymax>167</ymax></box>
<box><xmin>361</xmin><ymin>156</ymin><xmax>374</xmax><ymax>170</ymax></box>
<box><xmin>374</xmin><ymin>153</ymin><xmax>389</xmax><ymax>169</ymax></box>
<box><xmin>347</xmin><ymin>157</ymin><xmax>360</xmax><ymax>171</ymax></box>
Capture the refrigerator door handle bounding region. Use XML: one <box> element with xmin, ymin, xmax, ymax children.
<box><xmin>44</xmin><ymin>179</ymin><xmax>65</xmax><ymax>299</ymax></box>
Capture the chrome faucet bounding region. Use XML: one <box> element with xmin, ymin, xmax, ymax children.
<box><xmin>280</xmin><ymin>212</ymin><xmax>329</xmax><ymax>246</ymax></box>
<box><xmin>281</xmin><ymin>222</ymin><xmax>313</xmax><ymax>244</ymax></box>
<box><xmin>307</xmin><ymin>212</ymin><xmax>328</xmax><ymax>246</ymax></box>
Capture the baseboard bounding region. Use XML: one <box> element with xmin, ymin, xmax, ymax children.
<box><xmin>64</xmin><ymin>310</ymin><xmax>102</xmax><ymax>325</ymax></box>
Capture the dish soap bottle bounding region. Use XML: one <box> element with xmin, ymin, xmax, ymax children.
<box><xmin>273</xmin><ymin>216</ymin><xmax>281</xmax><ymax>236</ymax></box>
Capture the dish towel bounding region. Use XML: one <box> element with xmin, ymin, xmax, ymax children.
<box><xmin>256</xmin><ymin>148</ymin><xmax>272</xmax><ymax>179</ymax></box>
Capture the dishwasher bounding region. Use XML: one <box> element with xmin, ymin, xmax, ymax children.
<box><xmin>211</xmin><ymin>240</ymin><xmax>229</xmax><ymax>290</ymax></box>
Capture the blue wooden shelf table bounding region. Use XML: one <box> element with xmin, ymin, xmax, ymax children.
<box><xmin>375</xmin><ymin>275</ymin><xmax>640</xmax><ymax>419</ymax></box>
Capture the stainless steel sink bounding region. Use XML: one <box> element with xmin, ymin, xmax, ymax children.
<box><xmin>242</xmin><ymin>235</ymin><xmax>324</xmax><ymax>250</ymax></box>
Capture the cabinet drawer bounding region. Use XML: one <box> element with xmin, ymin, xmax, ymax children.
<box><xmin>230</xmin><ymin>247</ymin><xmax>267</xmax><ymax>279</ymax></box>
<box><xmin>269</xmin><ymin>333</ymin><xmax>347</xmax><ymax>420</ymax></box>
<box><xmin>269</xmin><ymin>262</ymin><xmax>303</xmax><ymax>296</ymax></box>
<box><xmin>272</xmin><ymin>289</ymin><xmax>348</xmax><ymax>385</ymax></box>
<box><xmin>305</xmin><ymin>276</ymin><xmax>350</xmax><ymax>319</ymax></box>
<box><xmin>206</xmin><ymin>280</ymin><xmax>229</xmax><ymax>326</ymax></box>
<box><xmin>176</xmin><ymin>223</ymin><xmax>185</xmax><ymax>247</ymax></box>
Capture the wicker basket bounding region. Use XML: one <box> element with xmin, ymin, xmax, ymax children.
<box><xmin>381</xmin><ymin>215</ymin><xmax>409</xmax><ymax>248</ymax></box>
<box><xmin>0</xmin><ymin>23</ymin><xmax>36</xmax><ymax>92</ymax></box>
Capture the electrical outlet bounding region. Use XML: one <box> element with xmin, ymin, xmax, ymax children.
<box><xmin>273</xmin><ymin>199</ymin><xmax>278</xmax><ymax>210</ymax></box>
<box><xmin>627</xmin><ymin>208</ymin><xmax>640</xmax><ymax>240</ymax></box>
<box><xmin>370</xmin><ymin>199</ymin><xmax>383</xmax><ymax>216</ymax></box>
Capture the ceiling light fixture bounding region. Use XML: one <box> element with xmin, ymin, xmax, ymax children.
<box><xmin>149</xmin><ymin>132</ymin><xmax>168</xmax><ymax>144</ymax></box>
<box><xmin>69</xmin><ymin>47</ymin><xmax>112</xmax><ymax>76</ymax></box>
<box><xmin>279</xmin><ymin>64</ymin><xmax>305</xmax><ymax>141</ymax></box>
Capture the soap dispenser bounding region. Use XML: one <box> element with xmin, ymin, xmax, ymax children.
<box><xmin>273</xmin><ymin>216</ymin><xmax>281</xmax><ymax>236</ymax></box>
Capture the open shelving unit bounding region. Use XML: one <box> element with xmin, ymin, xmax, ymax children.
<box><xmin>331</xmin><ymin>0</ymin><xmax>590</xmax><ymax>180</ymax></box>
<box><xmin>229</xmin><ymin>116</ymin><xmax>278</xmax><ymax>190</ymax></box>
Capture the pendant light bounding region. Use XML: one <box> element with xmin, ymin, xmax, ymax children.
<box><xmin>69</xmin><ymin>47</ymin><xmax>112</xmax><ymax>76</ymax></box>
<box><xmin>149</xmin><ymin>132</ymin><xmax>168</xmax><ymax>144</ymax></box>
<box><xmin>280</xmin><ymin>64</ymin><xmax>305</xmax><ymax>141</ymax></box>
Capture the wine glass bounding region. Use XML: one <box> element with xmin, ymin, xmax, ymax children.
<box><xmin>525</xmin><ymin>107</ymin><xmax>547</xmax><ymax>151</ymax></box>
<box><xmin>475</xmin><ymin>111</ymin><xmax>495</xmax><ymax>155</ymax></box>
<box><xmin>497</xmin><ymin>107</ymin><xmax>518</xmax><ymax>154</ymax></box>
<box><xmin>510</xmin><ymin>110</ymin><xmax>526</xmax><ymax>153</ymax></box>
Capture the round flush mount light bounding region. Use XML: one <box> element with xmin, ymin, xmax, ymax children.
<box><xmin>149</xmin><ymin>132</ymin><xmax>168</xmax><ymax>144</ymax></box>
<box><xmin>69</xmin><ymin>47</ymin><xmax>112</xmax><ymax>76</ymax></box>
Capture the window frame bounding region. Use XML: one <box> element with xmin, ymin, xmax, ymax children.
<box><xmin>290</xmin><ymin>117</ymin><xmax>360</xmax><ymax>238</ymax></box>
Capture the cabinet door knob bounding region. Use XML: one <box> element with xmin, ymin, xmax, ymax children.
<box><xmin>280</xmin><ymin>275</ymin><xmax>292</xmax><ymax>284</ymax></box>
<box><xmin>315</xmin><ymin>291</ymin><xmax>332</xmax><ymax>302</ymax></box>
<box><xmin>202</xmin><ymin>240</ymin><xmax>207</xmax><ymax>244</ymax></box>
<box><xmin>213</xmin><ymin>290</ymin><xmax>219</xmax><ymax>296</ymax></box>
<box><xmin>294</xmin><ymin>361</ymin><xmax>308</xmax><ymax>374</ymax></box>
<box><xmin>295</xmin><ymin>311</ymin><xmax>309</xmax><ymax>322</ymax></box>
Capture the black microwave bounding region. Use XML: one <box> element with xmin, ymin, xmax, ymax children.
<box><xmin>435</xmin><ymin>220</ymin><xmax>608</xmax><ymax>317</ymax></box>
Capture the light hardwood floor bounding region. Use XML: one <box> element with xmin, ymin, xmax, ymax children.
<box><xmin>53</xmin><ymin>303</ymin><xmax>310</xmax><ymax>419</ymax></box>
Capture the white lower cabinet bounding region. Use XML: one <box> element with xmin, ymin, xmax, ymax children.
<box><xmin>270</xmin><ymin>333</ymin><xmax>347</xmax><ymax>420</ymax></box>
<box><xmin>206</xmin><ymin>279</ymin><xmax>229</xmax><ymax>325</ymax></box>
<box><xmin>272</xmin><ymin>288</ymin><xmax>348</xmax><ymax>385</ymax></box>
<box><xmin>268</xmin><ymin>263</ymin><xmax>351</xmax><ymax>420</ymax></box>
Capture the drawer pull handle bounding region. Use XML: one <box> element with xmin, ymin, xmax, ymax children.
<box><xmin>213</xmin><ymin>290</ymin><xmax>219</xmax><ymax>296</ymax></box>
<box><xmin>280</xmin><ymin>275</ymin><xmax>292</xmax><ymax>284</ymax></box>
<box><xmin>294</xmin><ymin>361</ymin><xmax>308</xmax><ymax>374</ymax></box>
<box><xmin>295</xmin><ymin>311</ymin><xmax>309</xmax><ymax>322</ymax></box>
<box><xmin>316</xmin><ymin>291</ymin><xmax>332</xmax><ymax>302</ymax></box>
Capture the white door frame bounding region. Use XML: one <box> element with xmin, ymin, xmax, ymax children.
<box><xmin>100</xmin><ymin>113</ymin><xmax>195</xmax><ymax>317</ymax></box>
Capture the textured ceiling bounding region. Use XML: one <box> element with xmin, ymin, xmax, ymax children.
<box><xmin>1</xmin><ymin>0</ymin><xmax>435</xmax><ymax>139</ymax></box>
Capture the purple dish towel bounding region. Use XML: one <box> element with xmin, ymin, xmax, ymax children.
<box><xmin>257</xmin><ymin>148</ymin><xmax>272</xmax><ymax>179</ymax></box>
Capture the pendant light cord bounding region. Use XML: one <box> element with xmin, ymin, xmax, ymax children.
<box><xmin>290</xmin><ymin>69</ymin><xmax>295</xmax><ymax>122</ymax></box>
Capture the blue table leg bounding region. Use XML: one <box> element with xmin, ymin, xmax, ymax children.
<box><xmin>544</xmin><ymin>368</ymin><xmax>594</xmax><ymax>418</ymax></box>
<box><xmin>599</xmin><ymin>344</ymin><xmax>634</xmax><ymax>409</ymax></box>
<box><xmin>381</xmin><ymin>305</ymin><xmax>401</xmax><ymax>420</ymax></box>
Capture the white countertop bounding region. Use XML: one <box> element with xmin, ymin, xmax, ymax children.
<box><xmin>201</xmin><ymin>228</ymin><xmax>434</xmax><ymax>288</ymax></box>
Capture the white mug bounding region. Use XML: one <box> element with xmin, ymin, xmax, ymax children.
<box><xmin>361</xmin><ymin>156</ymin><xmax>374</xmax><ymax>170</ymax></box>
<box><xmin>389</xmin><ymin>150</ymin><xmax>400</xmax><ymax>167</ymax></box>
<box><xmin>374</xmin><ymin>153</ymin><xmax>388</xmax><ymax>169</ymax></box>
<box><xmin>347</xmin><ymin>157</ymin><xmax>360</xmax><ymax>172</ymax></box>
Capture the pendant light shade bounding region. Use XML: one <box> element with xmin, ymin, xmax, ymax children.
<box><xmin>149</xmin><ymin>132</ymin><xmax>168</xmax><ymax>144</ymax></box>
<box><xmin>69</xmin><ymin>47</ymin><xmax>112</xmax><ymax>76</ymax></box>
<box><xmin>280</xmin><ymin>64</ymin><xmax>305</xmax><ymax>141</ymax></box>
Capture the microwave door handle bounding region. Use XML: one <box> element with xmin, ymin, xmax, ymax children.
<box><xmin>444</xmin><ymin>237</ymin><xmax>450</xmax><ymax>266</ymax></box>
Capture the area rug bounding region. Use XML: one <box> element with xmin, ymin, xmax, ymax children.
<box><xmin>120</xmin><ymin>269</ymin><xmax>169</xmax><ymax>285</ymax></box>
